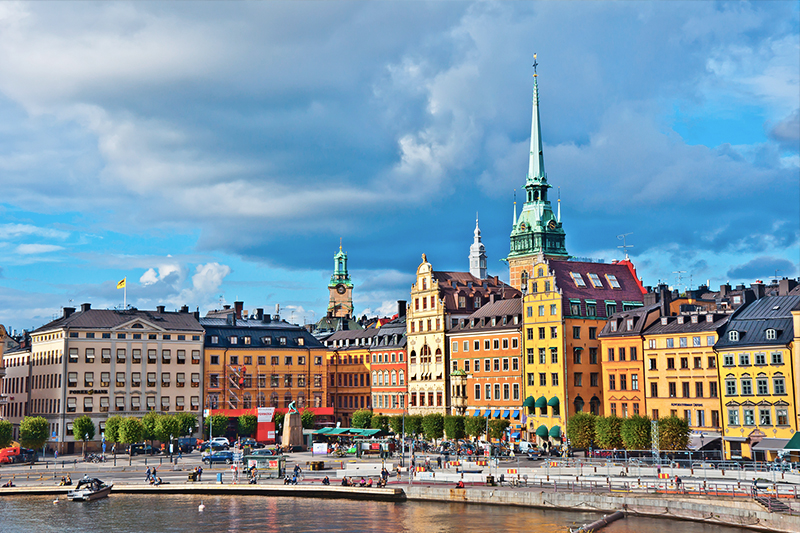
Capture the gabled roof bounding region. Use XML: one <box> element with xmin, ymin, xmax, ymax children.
<box><xmin>598</xmin><ymin>303</ymin><xmax>660</xmax><ymax>338</ymax></box>
<box><xmin>549</xmin><ymin>259</ymin><xmax>645</xmax><ymax>318</ymax></box>
<box><xmin>430</xmin><ymin>272</ymin><xmax>520</xmax><ymax>312</ymax></box>
<box><xmin>449</xmin><ymin>298</ymin><xmax>522</xmax><ymax>334</ymax></box>
<box><xmin>33</xmin><ymin>308</ymin><xmax>203</xmax><ymax>333</ymax></box>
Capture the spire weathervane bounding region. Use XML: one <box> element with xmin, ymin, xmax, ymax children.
<box><xmin>533</xmin><ymin>53</ymin><xmax>538</xmax><ymax>77</ymax></box>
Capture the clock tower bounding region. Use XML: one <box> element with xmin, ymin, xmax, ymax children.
<box><xmin>327</xmin><ymin>243</ymin><xmax>354</xmax><ymax>319</ymax></box>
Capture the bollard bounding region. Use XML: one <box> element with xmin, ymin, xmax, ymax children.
<box><xmin>690</xmin><ymin>468</ymin><xmax>694</xmax><ymax>476</ymax></box>
<box><xmin>593</xmin><ymin>466</ymin><xmax>597</xmax><ymax>473</ymax></box>
<box><xmin>217</xmin><ymin>472</ymin><xmax>223</xmax><ymax>484</ymax></box>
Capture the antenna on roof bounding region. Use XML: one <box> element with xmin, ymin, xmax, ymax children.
<box><xmin>673</xmin><ymin>271</ymin><xmax>687</xmax><ymax>292</ymax></box>
<box><xmin>617</xmin><ymin>233</ymin><xmax>633</xmax><ymax>260</ymax></box>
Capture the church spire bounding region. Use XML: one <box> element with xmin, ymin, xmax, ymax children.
<box><xmin>527</xmin><ymin>53</ymin><xmax>546</xmax><ymax>183</ymax></box>
<box><xmin>469</xmin><ymin>214</ymin><xmax>487</xmax><ymax>279</ymax></box>
<box><xmin>512</xmin><ymin>189</ymin><xmax>517</xmax><ymax>226</ymax></box>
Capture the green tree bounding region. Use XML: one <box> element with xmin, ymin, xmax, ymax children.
<box><xmin>19</xmin><ymin>416</ymin><xmax>49</xmax><ymax>450</ymax></box>
<box><xmin>175</xmin><ymin>412</ymin><xmax>198</xmax><ymax>437</ymax></box>
<box><xmin>119</xmin><ymin>417</ymin><xmax>145</xmax><ymax>446</ymax></box>
<box><xmin>566</xmin><ymin>412</ymin><xmax>595</xmax><ymax>450</ymax></box>
<box><xmin>204</xmin><ymin>414</ymin><xmax>229</xmax><ymax>438</ymax></box>
<box><xmin>443</xmin><ymin>415</ymin><xmax>466</xmax><ymax>440</ymax></box>
<box><xmin>421</xmin><ymin>413</ymin><xmax>444</xmax><ymax>441</ymax></box>
<box><xmin>405</xmin><ymin>415</ymin><xmax>423</xmax><ymax>437</ymax></box>
<box><xmin>301</xmin><ymin>410</ymin><xmax>316</xmax><ymax>429</ymax></box>
<box><xmin>142</xmin><ymin>411</ymin><xmax>159</xmax><ymax>444</ymax></box>
<box><xmin>237</xmin><ymin>414</ymin><xmax>258</xmax><ymax>437</ymax></box>
<box><xmin>464</xmin><ymin>416</ymin><xmax>486</xmax><ymax>439</ymax></box>
<box><xmin>104</xmin><ymin>416</ymin><xmax>123</xmax><ymax>445</ymax></box>
<box><xmin>351</xmin><ymin>410</ymin><xmax>373</xmax><ymax>429</ymax></box>
<box><xmin>594</xmin><ymin>415</ymin><xmax>624</xmax><ymax>449</ymax></box>
<box><xmin>658</xmin><ymin>416</ymin><xmax>690</xmax><ymax>450</ymax></box>
<box><xmin>155</xmin><ymin>414</ymin><xmax>181</xmax><ymax>445</ymax></box>
<box><xmin>488</xmin><ymin>419</ymin><xmax>510</xmax><ymax>440</ymax></box>
<box><xmin>73</xmin><ymin>415</ymin><xmax>96</xmax><ymax>442</ymax></box>
<box><xmin>621</xmin><ymin>415</ymin><xmax>651</xmax><ymax>450</ymax></box>
<box><xmin>371</xmin><ymin>415</ymin><xmax>389</xmax><ymax>432</ymax></box>
<box><xmin>0</xmin><ymin>420</ymin><xmax>13</xmax><ymax>449</ymax></box>
<box><xmin>388</xmin><ymin>416</ymin><xmax>404</xmax><ymax>435</ymax></box>
<box><xmin>274</xmin><ymin>413</ymin><xmax>285</xmax><ymax>435</ymax></box>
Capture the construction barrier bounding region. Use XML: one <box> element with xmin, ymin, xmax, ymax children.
<box><xmin>658</xmin><ymin>473</ymin><xmax>670</xmax><ymax>479</ymax></box>
<box><xmin>507</xmin><ymin>469</ymin><xmax>518</xmax><ymax>474</ymax></box>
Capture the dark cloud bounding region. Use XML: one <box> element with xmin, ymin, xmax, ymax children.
<box><xmin>727</xmin><ymin>256</ymin><xmax>798</xmax><ymax>282</ymax></box>
<box><xmin>767</xmin><ymin>109</ymin><xmax>800</xmax><ymax>151</ymax></box>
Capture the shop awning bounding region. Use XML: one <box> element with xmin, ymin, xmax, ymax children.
<box><xmin>535</xmin><ymin>396</ymin><xmax>547</xmax><ymax>409</ymax></box>
<box><xmin>522</xmin><ymin>396</ymin><xmax>536</xmax><ymax>408</ymax></box>
<box><xmin>502</xmin><ymin>410</ymin><xmax>510</xmax><ymax>418</ymax></box>
<box><xmin>547</xmin><ymin>396</ymin><xmax>560</xmax><ymax>407</ymax></box>
<box><xmin>535</xmin><ymin>425</ymin><xmax>549</xmax><ymax>438</ymax></box>
<box><xmin>475</xmin><ymin>410</ymin><xmax>484</xmax><ymax>417</ymax></box>
<box><xmin>493</xmin><ymin>410</ymin><xmax>501</xmax><ymax>418</ymax></box>
<box><xmin>752</xmin><ymin>438</ymin><xmax>790</xmax><ymax>451</ymax></box>
<box><xmin>314</xmin><ymin>428</ymin><xmax>334</xmax><ymax>434</ymax></box>
<box><xmin>784</xmin><ymin>432</ymin><xmax>800</xmax><ymax>451</ymax></box>
<box><xmin>512</xmin><ymin>410</ymin><xmax>520</xmax><ymax>418</ymax></box>
<box><xmin>549</xmin><ymin>425</ymin><xmax>562</xmax><ymax>438</ymax></box>
<box><xmin>511</xmin><ymin>432</ymin><xmax>521</xmax><ymax>439</ymax></box>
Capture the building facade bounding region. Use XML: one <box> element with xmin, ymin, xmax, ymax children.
<box><xmin>370</xmin><ymin>309</ymin><xmax>408</xmax><ymax>416</ymax></box>
<box><xmin>324</xmin><ymin>329</ymin><xmax>375</xmax><ymax>426</ymax></box>
<box><xmin>715</xmin><ymin>295</ymin><xmax>800</xmax><ymax>460</ymax></box>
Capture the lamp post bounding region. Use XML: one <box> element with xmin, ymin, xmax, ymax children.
<box><xmin>82</xmin><ymin>433</ymin><xmax>88</xmax><ymax>459</ymax></box>
<box><xmin>170</xmin><ymin>433</ymin><xmax>174</xmax><ymax>460</ymax></box>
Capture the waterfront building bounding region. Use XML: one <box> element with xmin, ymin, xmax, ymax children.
<box><xmin>0</xmin><ymin>338</ymin><xmax>31</xmax><ymax>441</ymax></box>
<box><xmin>715</xmin><ymin>295</ymin><xmax>800</xmax><ymax>460</ymax></box>
<box><xmin>407</xmin><ymin>252</ymin><xmax>517</xmax><ymax>416</ymax></box>
<box><xmin>202</xmin><ymin>302</ymin><xmax>331</xmax><ymax>431</ymax></box>
<box><xmin>641</xmin><ymin>311</ymin><xmax>728</xmax><ymax>435</ymax></box>
<box><xmin>324</xmin><ymin>328</ymin><xmax>375</xmax><ymax>426</ymax></box>
<box><xmin>448</xmin><ymin>298</ymin><xmax>524</xmax><ymax>434</ymax></box>
<box><xmin>598</xmin><ymin>304</ymin><xmax>661</xmax><ymax>420</ymax></box>
<box><xmin>370</xmin><ymin>304</ymin><xmax>408</xmax><ymax>416</ymax></box>
<box><xmin>8</xmin><ymin>304</ymin><xmax>205</xmax><ymax>454</ymax></box>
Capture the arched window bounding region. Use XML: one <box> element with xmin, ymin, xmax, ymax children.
<box><xmin>242</xmin><ymin>393</ymin><xmax>252</xmax><ymax>409</ymax></box>
<box><xmin>422</xmin><ymin>278</ymin><xmax>427</xmax><ymax>290</ymax></box>
<box><xmin>391</xmin><ymin>371</ymin><xmax>397</xmax><ymax>386</ymax></box>
<box><xmin>384</xmin><ymin>371</ymin><xmax>389</xmax><ymax>386</ymax></box>
<box><xmin>765</xmin><ymin>329</ymin><xmax>777</xmax><ymax>340</ymax></box>
<box><xmin>257</xmin><ymin>392</ymin><xmax>266</xmax><ymax>408</ymax></box>
<box><xmin>537</xmin><ymin>267</ymin><xmax>544</xmax><ymax>277</ymax></box>
<box><xmin>270</xmin><ymin>393</ymin><xmax>279</xmax><ymax>408</ymax></box>
<box><xmin>372</xmin><ymin>372</ymin><xmax>378</xmax><ymax>386</ymax></box>
<box><xmin>283</xmin><ymin>393</ymin><xmax>292</xmax><ymax>408</ymax></box>
<box><xmin>574</xmin><ymin>396</ymin><xmax>585</xmax><ymax>413</ymax></box>
<box><xmin>729</xmin><ymin>330</ymin><xmax>739</xmax><ymax>342</ymax></box>
<box><xmin>399</xmin><ymin>371</ymin><xmax>405</xmax><ymax>385</ymax></box>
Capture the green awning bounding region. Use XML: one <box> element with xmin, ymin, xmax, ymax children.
<box><xmin>314</xmin><ymin>427</ymin><xmax>334</xmax><ymax>434</ymax></box>
<box><xmin>534</xmin><ymin>396</ymin><xmax>547</xmax><ymax>408</ymax></box>
<box><xmin>547</xmin><ymin>396</ymin><xmax>560</xmax><ymax>407</ymax></box>
<box><xmin>522</xmin><ymin>396</ymin><xmax>536</xmax><ymax>408</ymax></box>
<box><xmin>784</xmin><ymin>432</ymin><xmax>800</xmax><ymax>451</ymax></box>
<box><xmin>549</xmin><ymin>425</ymin><xmax>562</xmax><ymax>438</ymax></box>
<box><xmin>535</xmin><ymin>425</ymin><xmax>549</xmax><ymax>438</ymax></box>
<box><xmin>354</xmin><ymin>428</ymin><xmax>382</xmax><ymax>437</ymax></box>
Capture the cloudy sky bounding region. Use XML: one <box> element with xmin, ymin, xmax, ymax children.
<box><xmin>0</xmin><ymin>1</ymin><xmax>797</xmax><ymax>331</ymax></box>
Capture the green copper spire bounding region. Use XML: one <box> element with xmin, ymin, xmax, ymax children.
<box><xmin>330</xmin><ymin>239</ymin><xmax>353</xmax><ymax>287</ymax></box>
<box><xmin>509</xmin><ymin>55</ymin><xmax>568</xmax><ymax>260</ymax></box>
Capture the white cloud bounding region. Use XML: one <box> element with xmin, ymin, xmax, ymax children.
<box><xmin>0</xmin><ymin>223</ymin><xmax>70</xmax><ymax>240</ymax></box>
<box><xmin>15</xmin><ymin>243</ymin><xmax>64</xmax><ymax>254</ymax></box>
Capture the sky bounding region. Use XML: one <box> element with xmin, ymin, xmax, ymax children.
<box><xmin>0</xmin><ymin>1</ymin><xmax>798</xmax><ymax>332</ymax></box>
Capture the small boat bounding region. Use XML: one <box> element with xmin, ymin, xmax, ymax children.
<box><xmin>67</xmin><ymin>476</ymin><xmax>113</xmax><ymax>502</ymax></box>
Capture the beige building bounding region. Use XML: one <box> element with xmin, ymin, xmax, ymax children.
<box><xmin>12</xmin><ymin>304</ymin><xmax>204</xmax><ymax>454</ymax></box>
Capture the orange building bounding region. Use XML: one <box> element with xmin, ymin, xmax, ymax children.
<box><xmin>370</xmin><ymin>308</ymin><xmax>408</xmax><ymax>416</ymax></box>
<box><xmin>323</xmin><ymin>329</ymin><xmax>374</xmax><ymax>426</ymax></box>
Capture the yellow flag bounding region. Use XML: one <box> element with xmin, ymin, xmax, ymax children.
<box><xmin>116</xmin><ymin>278</ymin><xmax>126</xmax><ymax>289</ymax></box>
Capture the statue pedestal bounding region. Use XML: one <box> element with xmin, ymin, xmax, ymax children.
<box><xmin>282</xmin><ymin>412</ymin><xmax>304</xmax><ymax>450</ymax></box>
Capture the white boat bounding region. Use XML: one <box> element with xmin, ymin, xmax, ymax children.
<box><xmin>67</xmin><ymin>476</ymin><xmax>113</xmax><ymax>501</ymax></box>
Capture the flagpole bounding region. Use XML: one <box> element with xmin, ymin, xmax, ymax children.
<box><xmin>124</xmin><ymin>283</ymin><xmax>127</xmax><ymax>309</ymax></box>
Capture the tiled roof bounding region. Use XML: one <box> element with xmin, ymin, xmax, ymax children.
<box><xmin>431</xmin><ymin>272</ymin><xmax>520</xmax><ymax>312</ymax></box>
<box><xmin>34</xmin><ymin>308</ymin><xmax>203</xmax><ymax>333</ymax></box>
<box><xmin>549</xmin><ymin>259</ymin><xmax>646</xmax><ymax>318</ymax></box>
<box><xmin>598</xmin><ymin>303</ymin><xmax>661</xmax><ymax>338</ymax></box>
<box><xmin>449</xmin><ymin>298</ymin><xmax>523</xmax><ymax>334</ymax></box>
<box><xmin>715</xmin><ymin>295</ymin><xmax>800</xmax><ymax>349</ymax></box>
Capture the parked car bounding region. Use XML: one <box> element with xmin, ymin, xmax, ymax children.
<box><xmin>239</xmin><ymin>438</ymin><xmax>265</xmax><ymax>449</ymax></box>
<box><xmin>202</xmin><ymin>451</ymin><xmax>234</xmax><ymax>464</ymax></box>
<box><xmin>250</xmin><ymin>448</ymin><xmax>280</xmax><ymax>456</ymax></box>
<box><xmin>200</xmin><ymin>441</ymin><xmax>228</xmax><ymax>453</ymax></box>
<box><xmin>177</xmin><ymin>437</ymin><xmax>198</xmax><ymax>453</ymax></box>
<box><xmin>210</xmin><ymin>437</ymin><xmax>231</xmax><ymax>447</ymax></box>
<box><xmin>129</xmin><ymin>444</ymin><xmax>156</xmax><ymax>456</ymax></box>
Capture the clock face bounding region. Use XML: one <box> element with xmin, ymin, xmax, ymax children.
<box><xmin>336</xmin><ymin>284</ymin><xmax>347</xmax><ymax>294</ymax></box>
<box><xmin>548</xmin><ymin>219</ymin><xmax>557</xmax><ymax>230</ymax></box>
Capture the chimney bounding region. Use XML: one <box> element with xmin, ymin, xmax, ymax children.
<box><xmin>255</xmin><ymin>308</ymin><xmax>264</xmax><ymax>320</ymax></box>
<box><xmin>397</xmin><ymin>300</ymin><xmax>407</xmax><ymax>319</ymax></box>
<box><xmin>157</xmin><ymin>305</ymin><xmax>166</xmax><ymax>313</ymax></box>
<box><xmin>658</xmin><ymin>284</ymin><xmax>672</xmax><ymax>317</ymax></box>
<box><xmin>193</xmin><ymin>311</ymin><xmax>200</xmax><ymax>320</ymax></box>
<box><xmin>80</xmin><ymin>303</ymin><xmax>91</xmax><ymax>312</ymax></box>
<box><xmin>234</xmin><ymin>301</ymin><xmax>244</xmax><ymax>320</ymax></box>
<box><xmin>223</xmin><ymin>305</ymin><xmax>231</xmax><ymax>310</ymax></box>
<box><xmin>779</xmin><ymin>278</ymin><xmax>798</xmax><ymax>296</ymax></box>
<box><xmin>750</xmin><ymin>282</ymin><xmax>765</xmax><ymax>300</ymax></box>
<box><xmin>180</xmin><ymin>305</ymin><xmax>189</xmax><ymax>313</ymax></box>
<box><xmin>719</xmin><ymin>284</ymin><xmax>731</xmax><ymax>298</ymax></box>
<box><xmin>490</xmin><ymin>293</ymin><xmax>497</xmax><ymax>304</ymax></box>
<box><xmin>643</xmin><ymin>288</ymin><xmax>658</xmax><ymax>307</ymax></box>
<box><xmin>63</xmin><ymin>307</ymin><xmax>76</xmax><ymax>319</ymax></box>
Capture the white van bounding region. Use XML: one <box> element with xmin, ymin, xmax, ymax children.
<box><xmin>517</xmin><ymin>440</ymin><xmax>535</xmax><ymax>453</ymax></box>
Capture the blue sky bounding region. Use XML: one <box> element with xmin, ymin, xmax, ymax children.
<box><xmin>0</xmin><ymin>1</ymin><xmax>798</xmax><ymax>331</ymax></box>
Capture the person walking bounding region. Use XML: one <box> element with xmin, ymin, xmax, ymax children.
<box><xmin>145</xmin><ymin>466</ymin><xmax>152</xmax><ymax>483</ymax></box>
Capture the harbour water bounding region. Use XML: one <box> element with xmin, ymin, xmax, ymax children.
<box><xmin>0</xmin><ymin>494</ymin><xmax>753</xmax><ymax>532</ymax></box>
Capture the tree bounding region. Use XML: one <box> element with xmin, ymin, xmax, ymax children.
<box><xmin>155</xmin><ymin>414</ymin><xmax>181</xmax><ymax>445</ymax></box>
<box><xmin>566</xmin><ymin>412</ymin><xmax>595</xmax><ymax>450</ymax></box>
<box><xmin>388</xmin><ymin>416</ymin><xmax>404</xmax><ymax>435</ymax></box>
<box><xmin>105</xmin><ymin>416</ymin><xmax>122</xmax><ymax>444</ymax></box>
<box><xmin>73</xmin><ymin>416</ymin><xmax>96</xmax><ymax>442</ymax></box>
<box><xmin>175</xmin><ymin>412</ymin><xmax>198</xmax><ymax>437</ymax></box>
<box><xmin>19</xmin><ymin>416</ymin><xmax>49</xmax><ymax>450</ymax></box>
<box><xmin>658</xmin><ymin>416</ymin><xmax>690</xmax><ymax>450</ymax></box>
<box><xmin>421</xmin><ymin>413</ymin><xmax>444</xmax><ymax>441</ymax></box>
<box><xmin>371</xmin><ymin>415</ymin><xmax>389</xmax><ymax>432</ymax></box>
<box><xmin>488</xmin><ymin>419</ymin><xmax>510</xmax><ymax>440</ymax></box>
<box><xmin>142</xmin><ymin>411</ymin><xmax>159</xmax><ymax>444</ymax></box>
<box><xmin>443</xmin><ymin>415</ymin><xmax>465</xmax><ymax>440</ymax></box>
<box><xmin>119</xmin><ymin>417</ymin><xmax>145</xmax><ymax>446</ymax></box>
<box><xmin>464</xmin><ymin>416</ymin><xmax>486</xmax><ymax>440</ymax></box>
<box><xmin>204</xmin><ymin>414</ymin><xmax>229</xmax><ymax>438</ymax></box>
<box><xmin>594</xmin><ymin>416</ymin><xmax>624</xmax><ymax>449</ymax></box>
<box><xmin>237</xmin><ymin>414</ymin><xmax>258</xmax><ymax>437</ymax></box>
<box><xmin>351</xmin><ymin>410</ymin><xmax>373</xmax><ymax>429</ymax></box>
<box><xmin>0</xmin><ymin>420</ymin><xmax>13</xmax><ymax>449</ymax></box>
<box><xmin>405</xmin><ymin>415</ymin><xmax>423</xmax><ymax>437</ymax></box>
<box><xmin>621</xmin><ymin>415</ymin><xmax>651</xmax><ymax>450</ymax></box>
<box><xmin>301</xmin><ymin>410</ymin><xmax>316</xmax><ymax>429</ymax></box>
<box><xmin>274</xmin><ymin>413</ymin><xmax>285</xmax><ymax>435</ymax></box>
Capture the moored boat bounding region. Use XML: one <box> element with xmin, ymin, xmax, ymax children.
<box><xmin>67</xmin><ymin>476</ymin><xmax>113</xmax><ymax>501</ymax></box>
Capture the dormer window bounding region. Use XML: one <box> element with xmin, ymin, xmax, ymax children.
<box><xmin>609</xmin><ymin>321</ymin><xmax>617</xmax><ymax>332</ymax></box>
<box><xmin>691</xmin><ymin>315</ymin><xmax>698</xmax><ymax>323</ymax></box>
<box><xmin>677</xmin><ymin>316</ymin><xmax>684</xmax><ymax>324</ymax></box>
<box><xmin>605</xmin><ymin>274</ymin><xmax>621</xmax><ymax>289</ymax></box>
<box><xmin>729</xmin><ymin>330</ymin><xmax>739</xmax><ymax>342</ymax></box>
<box><xmin>706</xmin><ymin>315</ymin><xmax>714</xmax><ymax>323</ymax></box>
<box><xmin>765</xmin><ymin>329</ymin><xmax>777</xmax><ymax>341</ymax></box>
<box><xmin>661</xmin><ymin>317</ymin><xmax>668</xmax><ymax>325</ymax></box>
<box><xmin>587</xmin><ymin>273</ymin><xmax>603</xmax><ymax>288</ymax></box>
<box><xmin>570</xmin><ymin>272</ymin><xmax>587</xmax><ymax>288</ymax></box>
<box><xmin>626</xmin><ymin>318</ymin><xmax>634</xmax><ymax>330</ymax></box>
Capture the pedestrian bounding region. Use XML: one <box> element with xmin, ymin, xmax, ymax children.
<box><xmin>437</xmin><ymin>456</ymin><xmax>442</xmax><ymax>469</ymax></box>
<box><xmin>396</xmin><ymin>465</ymin><xmax>402</xmax><ymax>481</ymax></box>
<box><xmin>145</xmin><ymin>466</ymin><xmax>152</xmax><ymax>483</ymax></box>
<box><xmin>197</xmin><ymin>466</ymin><xmax>203</xmax><ymax>482</ymax></box>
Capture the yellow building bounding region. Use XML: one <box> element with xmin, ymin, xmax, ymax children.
<box><xmin>716</xmin><ymin>295</ymin><xmax>800</xmax><ymax>460</ymax></box>
<box><xmin>641</xmin><ymin>313</ymin><xmax>728</xmax><ymax>437</ymax></box>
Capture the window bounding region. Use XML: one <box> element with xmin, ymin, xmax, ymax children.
<box><xmin>739</xmin><ymin>353</ymin><xmax>751</xmax><ymax>366</ymax></box>
<box><xmin>708</xmin><ymin>356</ymin><xmax>716</xmax><ymax>369</ymax></box>
<box><xmin>147</xmin><ymin>372</ymin><xmax>156</xmax><ymax>387</ymax></box>
<box><xmin>85</xmin><ymin>348</ymin><xmax>95</xmax><ymax>364</ymax></box>
<box><xmin>176</xmin><ymin>372</ymin><xmax>186</xmax><ymax>387</ymax></box>
<box><xmin>570</xmin><ymin>302</ymin><xmax>581</xmax><ymax>316</ymax></box>
<box><xmin>725</xmin><ymin>378</ymin><xmax>736</xmax><ymax>396</ymax></box>
<box><xmin>550</xmin><ymin>304</ymin><xmax>557</xmax><ymax>315</ymax></box>
<box><xmin>606</xmin><ymin>302</ymin><xmax>617</xmax><ymax>316</ymax></box>
<box><xmin>756</xmin><ymin>377</ymin><xmax>769</xmax><ymax>395</ymax></box>
<box><xmin>741</xmin><ymin>377</ymin><xmax>752</xmax><ymax>395</ymax></box>
<box><xmin>760</xmin><ymin>408</ymin><xmax>772</xmax><ymax>426</ymax></box>
<box><xmin>148</xmin><ymin>350</ymin><xmax>157</xmax><ymax>364</ymax></box>
<box><xmin>527</xmin><ymin>306</ymin><xmax>533</xmax><ymax>317</ymax></box>
<box><xmin>229</xmin><ymin>355</ymin><xmax>239</xmax><ymax>365</ymax></box>
<box><xmin>101</xmin><ymin>372</ymin><xmax>110</xmax><ymax>387</ymax></box>
<box><xmin>620</xmin><ymin>374</ymin><xmax>627</xmax><ymax>390</ymax></box>
<box><xmin>570</xmin><ymin>272</ymin><xmax>587</xmax><ymax>287</ymax></box>
<box><xmin>679</xmin><ymin>337</ymin><xmax>687</xmax><ymax>348</ymax></box>
<box><xmin>452</xmin><ymin>341</ymin><xmax>458</xmax><ymax>353</ymax></box>
<box><xmin>485</xmin><ymin>384</ymin><xmax>491</xmax><ymax>401</ymax></box>
<box><xmin>474</xmin><ymin>384</ymin><xmax>481</xmax><ymax>400</ymax></box>
<box><xmin>475</xmin><ymin>340</ymin><xmax>481</xmax><ymax>351</ymax></box>
<box><xmin>773</xmin><ymin>375</ymin><xmax>786</xmax><ymax>395</ymax></box>
<box><xmin>648</xmin><ymin>339</ymin><xmax>656</xmax><ymax>349</ymax></box>
<box><xmin>590</xmin><ymin>373</ymin><xmax>599</xmax><ymax>387</ymax></box>
<box><xmin>605</xmin><ymin>274</ymin><xmax>621</xmax><ymax>289</ymax></box>
<box><xmin>693</xmin><ymin>357</ymin><xmax>701</xmax><ymax>369</ymax></box>
<box><xmin>131</xmin><ymin>372</ymin><xmax>141</xmax><ymax>387</ymax></box>
<box><xmin>464</xmin><ymin>360</ymin><xmax>471</xmax><ymax>372</ymax></box>
<box><xmin>573</xmin><ymin>326</ymin><xmax>580</xmax><ymax>339</ymax></box>
<box><xmin>539</xmin><ymin>373</ymin><xmax>546</xmax><ymax>386</ymax></box>
<box><xmin>484</xmin><ymin>340</ymin><xmax>491</xmax><ymax>351</ymax></box>
<box><xmin>573</xmin><ymin>349</ymin><xmax>582</xmax><ymax>364</ymax></box>
<box><xmin>743</xmin><ymin>408</ymin><xmax>755</xmax><ymax>425</ymax></box>
<box><xmin>503</xmin><ymin>384</ymin><xmax>510</xmax><ymax>400</ymax></box>
<box><xmin>668</xmin><ymin>382</ymin><xmax>677</xmax><ymax>397</ymax></box>
<box><xmin>723</xmin><ymin>354</ymin><xmax>734</xmax><ymax>366</ymax></box>
<box><xmin>589</xmin><ymin>348</ymin><xmax>598</xmax><ymax>364</ymax></box>
<box><xmin>709</xmin><ymin>382</ymin><xmax>717</xmax><ymax>397</ymax></box>
<box><xmin>538</xmin><ymin>327</ymin><xmax>545</xmax><ymax>339</ymax></box>
<box><xmin>667</xmin><ymin>358</ymin><xmax>675</xmax><ymax>370</ymax></box>
<box><xmin>162</xmin><ymin>372</ymin><xmax>171</xmax><ymax>386</ymax></box>
<box><xmin>484</xmin><ymin>359</ymin><xmax>491</xmax><ymax>372</ymax></box>
<box><xmin>666</xmin><ymin>338</ymin><xmax>674</xmax><ymax>348</ymax></box>
<box><xmin>777</xmin><ymin>408</ymin><xmax>789</xmax><ymax>425</ymax></box>
<box><xmin>285</xmin><ymin>356</ymin><xmax>293</xmax><ymax>366</ymax></box>
<box><xmin>695</xmin><ymin>381</ymin><xmax>704</xmax><ymax>398</ymax></box>
<box><xmin>585</xmin><ymin>302</ymin><xmax>596</xmax><ymax>316</ymax></box>
<box><xmin>650</xmin><ymin>382</ymin><xmax>658</xmax><ymax>397</ymax></box>
<box><xmin>754</xmin><ymin>352</ymin><xmax>766</xmax><ymax>365</ymax></box>
<box><xmin>680</xmin><ymin>357</ymin><xmax>688</xmax><ymax>369</ymax></box>
<box><xmin>574</xmin><ymin>373</ymin><xmax>582</xmax><ymax>387</ymax></box>
<box><xmin>550</xmin><ymin>348</ymin><xmax>558</xmax><ymax>364</ymax></box>
<box><xmin>631</xmin><ymin>374</ymin><xmax>638</xmax><ymax>390</ymax></box>
<box><xmin>588</xmin><ymin>273</ymin><xmax>603</xmax><ymax>287</ymax></box>
<box><xmin>728</xmin><ymin>331</ymin><xmax>739</xmax><ymax>342</ymax></box>
<box><xmin>512</xmin><ymin>338</ymin><xmax>518</xmax><ymax>349</ymax></box>
<box><xmin>551</xmin><ymin>373</ymin><xmax>559</xmax><ymax>386</ymax></box>
<box><xmin>765</xmin><ymin>328</ymin><xmax>777</xmax><ymax>340</ymax></box>
<box><xmin>502</xmin><ymin>358</ymin><xmax>509</xmax><ymax>371</ymax></box>
<box><xmin>162</xmin><ymin>350</ymin><xmax>171</xmax><ymax>364</ymax></box>
<box><xmin>538</xmin><ymin>305</ymin><xmax>545</xmax><ymax>316</ymax></box>
<box><xmin>84</xmin><ymin>372</ymin><xmax>94</xmax><ymax>387</ymax></box>
<box><xmin>473</xmin><ymin>359</ymin><xmax>479</xmax><ymax>372</ymax></box>
<box><xmin>771</xmin><ymin>351</ymin><xmax>784</xmax><ymax>364</ymax></box>
<box><xmin>550</xmin><ymin>326</ymin><xmax>557</xmax><ymax>339</ymax></box>
<box><xmin>682</xmin><ymin>382</ymin><xmax>690</xmax><ymax>398</ymax></box>
<box><xmin>728</xmin><ymin>409</ymin><xmax>739</xmax><ymax>425</ymax></box>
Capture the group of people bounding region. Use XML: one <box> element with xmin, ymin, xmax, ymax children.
<box><xmin>58</xmin><ymin>475</ymin><xmax>73</xmax><ymax>486</ymax></box>
<box><xmin>144</xmin><ymin>466</ymin><xmax>164</xmax><ymax>486</ymax></box>
<box><xmin>248</xmin><ymin>465</ymin><xmax>258</xmax><ymax>485</ymax></box>
<box><xmin>339</xmin><ymin>475</ymin><xmax>387</xmax><ymax>488</ymax></box>
<box><xmin>192</xmin><ymin>466</ymin><xmax>204</xmax><ymax>481</ymax></box>
<box><xmin>283</xmin><ymin>464</ymin><xmax>302</xmax><ymax>485</ymax></box>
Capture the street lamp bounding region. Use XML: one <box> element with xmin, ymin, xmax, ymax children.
<box><xmin>170</xmin><ymin>433</ymin><xmax>174</xmax><ymax>460</ymax></box>
<box><xmin>82</xmin><ymin>433</ymin><xmax>88</xmax><ymax>459</ymax></box>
